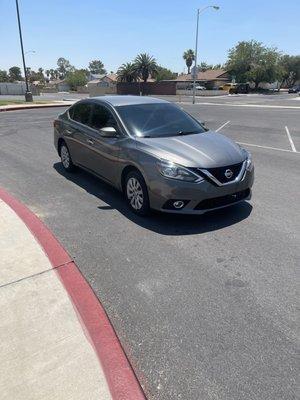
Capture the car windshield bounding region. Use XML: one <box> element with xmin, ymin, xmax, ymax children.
<box><xmin>116</xmin><ymin>103</ymin><xmax>206</xmax><ymax>138</ymax></box>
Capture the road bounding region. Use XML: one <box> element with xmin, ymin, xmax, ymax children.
<box><xmin>0</xmin><ymin>98</ymin><xmax>299</xmax><ymax>400</ymax></box>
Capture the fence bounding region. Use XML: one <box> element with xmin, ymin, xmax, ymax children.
<box><xmin>0</xmin><ymin>82</ymin><xmax>40</xmax><ymax>95</ymax></box>
<box><xmin>176</xmin><ymin>89</ymin><xmax>227</xmax><ymax>96</ymax></box>
<box><xmin>117</xmin><ymin>81</ymin><xmax>176</xmax><ymax>96</ymax></box>
<box><xmin>89</xmin><ymin>86</ymin><xmax>117</xmax><ymax>97</ymax></box>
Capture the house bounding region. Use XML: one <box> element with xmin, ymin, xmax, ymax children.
<box><xmin>47</xmin><ymin>79</ymin><xmax>70</xmax><ymax>92</ymax></box>
<box><xmin>88</xmin><ymin>73</ymin><xmax>118</xmax><ymax>96</ymax></box>
<box><xmin>88</xmin><ymin>73</ymin><xmax>117</xmax><ymax>88</ymax></box>
<box><xmin>175</xmin><ymin>69</ymin><xmax>230</xmax><ymax>89</ymax></box>
<box><xmin>88</xmin><ymin>73</ymin><xmax>106</xmax><ymax>81</ymax></box>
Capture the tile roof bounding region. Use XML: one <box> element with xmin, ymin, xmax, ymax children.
<box><xmin>176</xmin><ymin>69</ymin><xmax>228</xmax><ymax>81</ymax></box>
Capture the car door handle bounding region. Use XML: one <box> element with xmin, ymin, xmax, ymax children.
<box><xmin>65</xmin><ymin>129</ymin><xmax>74</xmax><ymax>134</ymax></box>
<box><xmin>87</xmin><ymin>139</ymin><xmax>94</xmax><ymax>145</ymax></box>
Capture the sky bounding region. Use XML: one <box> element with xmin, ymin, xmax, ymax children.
<box><xmin>1</xmin><ymin>0</ymin><xmax>299</xmax><ymax>74</ymax></box>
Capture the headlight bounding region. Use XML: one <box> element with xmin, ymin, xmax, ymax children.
<box><xmin>157</xmin><ymin>160</ymin><xmax>203</xmax><ymax>183</ymax></box>
<box><xmin>245</xmin><ymin>152</ymin><xmax>253</xmax><ymax>171</ymax></box>
<box><xmin>240</xmin><ymin>147</ymin><xmax>253</xmax><ymax>172</ymax></box>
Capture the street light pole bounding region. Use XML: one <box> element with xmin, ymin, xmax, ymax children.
<box><xmin>192</xmin><ymin>5</ymin><xmax>220</xmax><ymax>105</ymax></box>
<box><xmin>15</xmin><ymin>0</ymin><xmax>33</xmax><ymax>102</ymax></box>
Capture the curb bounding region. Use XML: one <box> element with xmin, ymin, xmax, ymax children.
<box><xmin>0</xmin><ymin>103</ymin><xmax>73</xmax><ymax>112</ymax></box>
<box><xmin>0</xmin><ymin>188</ymin><xmax>146</xmax><ymax>400</ymax></box>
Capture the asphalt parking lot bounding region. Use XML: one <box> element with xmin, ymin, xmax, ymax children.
<box><xmin>0</xmin><ymin>95</ymin><xmax>299</xmax><ymax>400</ymax></box>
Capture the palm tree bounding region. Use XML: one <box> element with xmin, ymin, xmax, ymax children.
<box><xmin>49</xmin><ymin>69</ymin><xmax>55</xmax><ymax>80</ymax></box>
<box><xmin>117</xmin><ymin>62</ymin><xmax>138</xmax><ymax>83</ymax></box>
<box><xmin>134</xmin><ymin>53</ymin><xmax>158</xmax><ymax>82</ymax></box>
<box><xmin>45</xmin><ymin>69</ymin><xmax>50</xmax><ymax>82</ymax></box>
<box><xmin>183</xmin><ymin>49</ymin><xmax>195</xmax><ymax>74</ymax></box>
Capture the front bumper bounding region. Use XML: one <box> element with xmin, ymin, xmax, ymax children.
<box><xmin>147</xmin><ymin>168</ymin><xmax>254</xmax><ymax>214</ymax></box>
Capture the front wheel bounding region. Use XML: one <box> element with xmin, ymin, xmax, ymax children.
<box><xmin>125</xmin><ymin>171</ymin><xmax>150</xmax><ymax>216</ymax></box>
<box><xmin>60</xmin><ymin>142</ymin><xmax>75</xmax><ymax>172</ymax></box>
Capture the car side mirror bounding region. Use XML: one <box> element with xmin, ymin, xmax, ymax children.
<box><xmin>200</xmin><ymin>121</ymin><xmax>209</xmax><ymax>132</ymax></box>
<box><xmin>99</xmin><ymin>126</ymin><xmax>118</xmax><ymax>138</ymax></box>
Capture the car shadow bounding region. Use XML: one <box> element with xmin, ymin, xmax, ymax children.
<box><xmin>53</xmin><ymin>163</ymin><xmax>252</xmax><ymax>236</ymax></box>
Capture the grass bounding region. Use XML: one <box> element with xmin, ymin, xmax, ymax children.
<box><xmin>0</xmin><ymin>100</ymin><xmax>54</xmax><ymax>106</ymax></box>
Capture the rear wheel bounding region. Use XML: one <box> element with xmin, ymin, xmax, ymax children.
<box><xmin>125</xmin><ymin>171</ymin><xmax>150</xmax><ymax>216</ymax></box>
<box><xmin>60</xmin><ymin>142</ymin><xmax>75</xmax><ymax>172</ymax></box>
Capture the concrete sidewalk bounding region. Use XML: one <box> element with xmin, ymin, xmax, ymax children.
<box><xmin>0</xmin><ymin>198</ymin><xmax>112</xmax><ymax>400</ymax></box>
<box><xmin>0</xmin><ymin>191</ymin><xmax>145</xmax><ymax>400</ymax></box>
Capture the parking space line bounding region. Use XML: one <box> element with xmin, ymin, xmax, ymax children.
<box><xmin>177</xmin><ymin>101</ymin><xmax>300</xmax><ymax>110</ymax></box>
<box><xmin>237</xmin><ymin>141</ymin><xmax>299</xmax><ymax>154</ymax></box>
<box><xmin>215</xmin><ymin>120</ymin><xmax>230</xmax><ymax>132</ymax></box>
<box><xmin>285</xmin><ymin>126</ymin><xmax>297</xmax><ymax>152</ymax></box>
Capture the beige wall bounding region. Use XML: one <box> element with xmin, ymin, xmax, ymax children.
<box><xmin>89</xmin><ymin>85</ymin><xmax>116</xmax><ymax>97</ymax></box>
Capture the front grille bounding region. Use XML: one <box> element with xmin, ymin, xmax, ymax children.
<box><xmin>194</xmin><ymin>189</ymin><xmax>250</xmax><ymax>210</ymax></box>
<box><xmin>205</xmin><ymin>162</ymin><xmax>243</xmax><ymax>184</ymax></box>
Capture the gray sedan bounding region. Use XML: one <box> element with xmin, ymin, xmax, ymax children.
<box><xmin>54</xmin><ymin>96</ymin><xmax>254</xmax><ymax>215</ymax></box>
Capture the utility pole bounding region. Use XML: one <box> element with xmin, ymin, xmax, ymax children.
<box><xmin>192</xmin><ymin>5</ymin><xmax>220</xmax><ymax>104</ymax></box>
<box><xmin>15</xmin><ymin>0</ymin><xmax>33</xmax><ymax>102</ymax></box>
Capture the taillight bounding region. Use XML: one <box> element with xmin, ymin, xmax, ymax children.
<box><xmin>53</xmin><ymin>120</ymin><xmax>60</xmax><ymax>129</ymax></box>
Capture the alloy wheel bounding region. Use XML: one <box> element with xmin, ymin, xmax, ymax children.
<box><xmin>61</xmin><ymin>145</ymin><xmax>70</xmax><ymax>169</ymax></box>
<box><xmin>126</xmin><ymin>177</ymin><xmax>144</xmax><ymax>210</ymax></box>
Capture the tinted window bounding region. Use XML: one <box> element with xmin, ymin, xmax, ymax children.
<box><xmin>90</xmin><ymin>104</ymin><xmax>117</xmax><ymax>130</ymax></box>
<box><xmin>68</xmin><ymin>106</ymin><xmax>75</xmax><ymax>119</ymax></box>
<box><xmin>116</xmin><ymin>103</ymin><xmax>205</xmax><ymax>138</ymax></box>
<box><xmin>72</xmin><ymin>103</ymin><xmax>92</xmax><ymax>125</ymax></box>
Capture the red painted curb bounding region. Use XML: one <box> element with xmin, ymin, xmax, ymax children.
<box><xmin>0</xmin><ymin>103</ymin><xmax>72</xmax><ymax>112</ymax></box>
<box><xmin>0</xmin><ymin>188</ymin><xmax>146</xmax><ymax>400</ymax></box>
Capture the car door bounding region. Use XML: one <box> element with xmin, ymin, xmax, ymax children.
<box><xmin>83</xmin><ymin>103</ymin><xmax>123</xmax><ymax>184</ymax></box>
<box><xmin>63</xmin><ymin>102</ymin><xmax>94</xmax><ymax>166</ymax></box>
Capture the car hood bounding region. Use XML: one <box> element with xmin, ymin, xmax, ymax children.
<box><xmin>136</xmin><ymin>131</ymin><xmax>245</xmax><ymax>168</ymax></box>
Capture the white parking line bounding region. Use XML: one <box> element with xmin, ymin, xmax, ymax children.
<box><xmin>285</xmin><ymin>126</ymin><xmax>297</xmax><ymax>152</ymax></box>
<box><xmin>216</xmin><ymin>120</ymin><xmax>230</xmax><ymax>132</ymax></box>
<box><xmin>178</xmin><ymin>101</ymin><xmax>300</xmax><ymax>110</ymax></box>
<box><xmin>238</xmin><ymin>141</ymin><xmax>299</xmax><ymax>154</ymax></box>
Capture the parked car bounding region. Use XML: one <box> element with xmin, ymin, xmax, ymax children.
<box><xmin>54</xmin><ymin>96</ymin><xmax>254</xmax><ymax>216</ymax></box>
<box><xmin>219</xmin><ymin>83</ymin><xmax>235</xmax><ymax>91</ymax></box>
<box><xmin>229</xmin><ymin>83</ymin><xmax>250</xmax><ymax>94</ymax></box>
<box><xmin>288</xmin><ymin>85</ymin><xmax>300</xmax><ymax>93</ymax></box>
<box><xmin>186</xmin><ymin>84</ymin><xmax>206</xmax><ymax>90</ymax></box>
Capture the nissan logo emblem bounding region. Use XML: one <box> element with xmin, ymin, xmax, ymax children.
<box><xmin>224</xmin><ymin>169</ymin><xmax>233</xmax><ymax>179</ymax></box>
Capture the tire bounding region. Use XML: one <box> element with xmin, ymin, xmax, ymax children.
<box><xmin>125</xmin><ymin>171</ymin><xmax>150</xmax><ymax>216</ymax></box>
<box><xmin>60</xmin><ymin>142</ymin><xmax>75</xmax><ymax>172</ymax></box>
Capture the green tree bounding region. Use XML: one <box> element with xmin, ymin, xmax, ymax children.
<box><xmin>226</xmin><ymin>40</ymin><xmax>282</xmax><ymax>88</ymax></box>
<box><xmin>134</xmin><ymin>53</ymin><xmax>158</xmax><ymax>82</ymax></box>
<box><xmin>9</xmin><ymin>66</ymin><xmax>22</xmax><ymax>81</ymax></box>
<box><xmin>0</xmin><ymin>70</ymin><xmax>9</xmax><ymax>82</ymax></box>
<box><xmin>88</xmin><ymin>59</ymin><xmax>106</xmax><ymax>75</ymax></box>
<box><xmin>57</xmin><ymin>57</ymin><xmax>74</xmax><ymax>79</ymax></box>
<box><xmin>117</xmin><ymin>63</ymin><xmax>138</xmax><ymax>82</ymax></box>
<box><xmin>279</xmin><ymin>55</ymin><xmax>300</xmax><ymax>87</ymax></box>
<box><xmin>26</xmin><ymin>68</ymin><xmax>45</xmax><ymax>83</ymax></box>
<box><xmin>65</xmin><ymin>69</ymin><xmax>88</xmax><ymax>90</ymax></box>
<box><xmin>155</xmin><ymin>66</ymin><xmax>177</xmax><ymax>81</ymax></box>
<box><xmin>198</xmin><ymin>62</ymin><xmax>213</xmax><ymax>72</ymax></box>
<box><xmin>198</xmin><ymin>62</ymin><xmax>223</xmax><ymax>72</ymax></box>
<box><xmin>183</xmin><ymin>49</ymin><xmax>195</xmax><ymax>74</ymax></box>
<box><xmin>37</xmin><ymin>67</ymin><xmax>44</xmax><ymax>82</ymax></box>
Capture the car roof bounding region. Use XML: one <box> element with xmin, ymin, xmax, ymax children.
<box><xmin>88</xmin><ymin>95</ymin><xmax>169</xmax><ymax>107</ymax></box>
